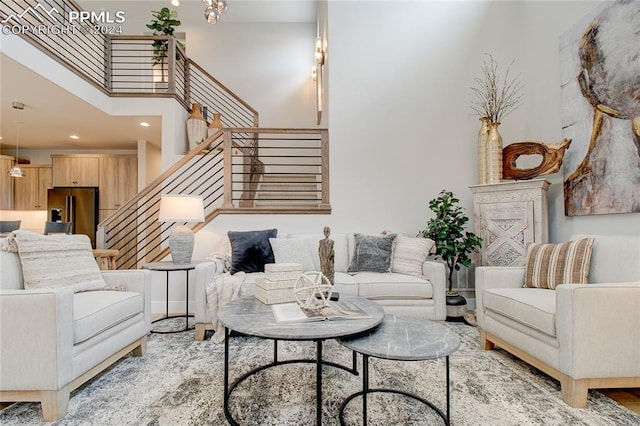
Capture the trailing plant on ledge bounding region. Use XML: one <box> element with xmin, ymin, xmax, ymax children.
<box><xmin>418</xmin><ymin>190</ymin><xmax>482</xmax><ymax>293</ymax></box>
<box><xmin>470</xmin><ymin>54</ymin><xmax>524</xmax><ymax>124</ymax></box>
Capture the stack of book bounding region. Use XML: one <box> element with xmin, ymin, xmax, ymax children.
<box><xmin>255</xmin><ymin>263</ymin><xmax>303</xmax><ymax>304</ymax></box>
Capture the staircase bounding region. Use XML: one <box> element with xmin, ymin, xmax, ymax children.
<box><xmin>97</xmin><ymin>128</ymin><xmax>330</xmax><ymax>269</ymax></box>
<box><xmin>2</xmin><ymin>0</ymin><xmax>331</xmax><ymax>269</ymax></box>
<box><xmin>255</xmin><ymin>174</ymin><xmax>321</xmax><ymax>208</ymax></box>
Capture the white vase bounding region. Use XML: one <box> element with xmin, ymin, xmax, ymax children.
<box><xmin>186</xmin><ymin>103</ymin><xmax>207</xmax><ymax>150</ymax></box>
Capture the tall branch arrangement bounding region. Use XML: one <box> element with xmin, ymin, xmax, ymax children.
<box><xmin>470</xmin><ymin>54</ymin><xmax>524</xmax><ymax>124</ymax></box>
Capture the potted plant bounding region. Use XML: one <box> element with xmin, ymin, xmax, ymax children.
<box><xmin>146</xmin><ymin>7</ymin><xmax>184</xmax><ymax>83</ymax></box>
<box><xmin>418</xmin><ymin>190</ymin><xmax>482</xmax><ymax>320</ymax></box>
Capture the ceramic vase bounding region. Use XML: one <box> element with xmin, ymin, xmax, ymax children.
<box><xmin>477</xmin><ymin>117</ymin><xmax>490</xmax><ymax>184</ymax></box>
<box><xmin>208</xmin><ymin>112</ymin><xmax>223</xmax><ymax>138</ymax></box>
<box><xmin>186</xmin><ymin>103</ymin><xmax>207</xmax><ymax>150</ymax></box>
<box><xmin>486</xmin><ymin>122</ymin><xmax>503</xmax><ymax>184</ymax></box>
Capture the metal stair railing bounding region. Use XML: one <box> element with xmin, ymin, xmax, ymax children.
<box><xmin>97</xmin><ymin>128</ymin><xmax>329</xmax><ymax>270</ymax></box>
<box><xmin>1</xmin><ymin>0</ymin><xmax>259</xmax><ymax>129</ymax></box>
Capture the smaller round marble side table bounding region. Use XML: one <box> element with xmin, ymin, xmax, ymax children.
<box><xmin>338</xmin><ymin>315</ymin><xmax>460</xmax><ymax>426</ymax></box>
<box><xmin>143</xmin><ymin>261</ymin><xmax>201</xmax><ymax>333</ymax></box>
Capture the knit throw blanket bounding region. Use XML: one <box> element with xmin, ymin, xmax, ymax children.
<box><xmin>5</xmin><ymin>230</ymin><xmax>106</xmax><ymax>292</ymax></box>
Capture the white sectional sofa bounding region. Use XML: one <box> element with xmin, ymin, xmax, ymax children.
<box><xmin>194</xmin><ymin>232</ymin><xmax>446</xmax><ymax>341</ymax></box>
<box><xmin>0</xmin><ymin>234</ymin><xmax>151</xmax><ymax>421</ymax></box>
<box><xmin>476</xmin><ymin>234</ymin><xmax>640</xmax><ymax>408</ymax></box>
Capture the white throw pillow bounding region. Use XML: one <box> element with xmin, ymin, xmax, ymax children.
<box><xmin>391</xmin><ymin>235</ymin><xmax>435</xmax><ymax>277</ymax></box>
<box><xmin>269</xmin><ymin>238</ymin><xmax>315</xmax><ymax>272</ymax></box>
<box><xmin>14</xmin><ymin>231</ymin><xmax>107</xmax><ymax>293</ymax></box>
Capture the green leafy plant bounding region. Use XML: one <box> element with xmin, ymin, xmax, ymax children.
<box><xmin>418</xmin><ymin>190</ymin><xmax>482</xmax><ymax>293</ymax></box>
<box><xmin>146</xmin><ymin>7</ymin><xmax>184</xmax><ymax>66</ymax></box>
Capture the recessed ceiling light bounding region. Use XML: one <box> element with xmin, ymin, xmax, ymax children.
<box><xmin>140</xmin><ymin>122</ymin><xmax>150</xmax><ymax>127</ymax></box>
<box><xmin>70</xmin><ymin>135</ymin><xmax>80</xmax><ymax>139</ymax></box>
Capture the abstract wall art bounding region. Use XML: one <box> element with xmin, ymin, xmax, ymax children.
<box><xmin>559</xmin><ymin>0</ymin><xmax>640</xmax><ymax>216</ymax></box>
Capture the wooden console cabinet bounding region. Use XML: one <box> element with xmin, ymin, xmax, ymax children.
<box><xmin>469</xmin><ymin>179</ymin><xmax>550</xmax><ymax>267</ymax></box>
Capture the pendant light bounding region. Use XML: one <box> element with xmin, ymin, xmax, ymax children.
<box><xmin>202</xmin><ymin>0</ymin><xmax>228</xmax><ymax>24</ymax></box>
<box><xmin>7</xmin><ymin>101</ymin><xmax>26</xmax><ymax>178</ymax></box>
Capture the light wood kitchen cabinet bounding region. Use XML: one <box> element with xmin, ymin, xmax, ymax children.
<box><xmin>52</xmin><ymin>155</ymin><xmax>100</xmax><ymax>187</ymax></box>
<box><xmin>99</xmin><ymin>155</ymin><xmax>138</xmax><ymax>210</ymax></box>
<box><xmin>13</xmin><ymin>165</ymin><xmax>52</xmax><ymax>210</ymax></box>
<box><xmin>0</xmin><ymin>155</ymin><xmax>14</xmax><ymax>209</ymax></box>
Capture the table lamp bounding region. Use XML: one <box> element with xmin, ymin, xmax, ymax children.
<box><xmin>159</xmin><ymin>194</ymin><xmax>205</xmax><ymax>264</ymax></box>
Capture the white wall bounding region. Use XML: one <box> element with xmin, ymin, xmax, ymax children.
<box><xmin>185</xmin><ymin>22</ymin><xmax>317</xmax><ymax>128</ymax></box>
<box><xmin>321</xmin><ymin>0</ymin><xmax>638</xmax><ymax>242</ymax></box>
<box><xmin>192</xmin><ymin>0</ymin><xmax>640</xmax><ymax>248</ymax></box>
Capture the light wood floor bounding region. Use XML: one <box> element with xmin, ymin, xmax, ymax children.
<box><xmin>600</xmin><ymin>388</ymin><xmax>640</xmax><ymax>414</ymax></box>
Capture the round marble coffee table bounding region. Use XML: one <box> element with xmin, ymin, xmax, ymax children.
<box><xmin>218</xmin><ymin>295</ymin><xmax>384</xmax><ymax>426</ymax></box>
<box><xmin>337</xmin><ymin>315</ymin><xmax>460</xmax><ymax>426</ymax></box>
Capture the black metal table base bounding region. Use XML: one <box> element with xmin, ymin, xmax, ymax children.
<box><xmin>150</xmin><ymin>268</ymin><xmax>192</xmax><ymax>334</ymax></box>
<box><xmin>151</xmin><ymin>314</ymin><xmax>194</xmax><ymax>334</ymax></box>
<box><xmin>223</xmin><ymin>329</ymin><xmax>359</xmax><ymax>426</ymax></box>
<box><xmin>339</xmin><ymin>354</ymin><xmax>451</xmax><ymax>426</ymax></box>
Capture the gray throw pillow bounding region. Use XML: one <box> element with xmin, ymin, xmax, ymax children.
<box><xmin>347</xmin><ymin>233</ymin><xmax>396</xmax><ymax>273</ymax></box>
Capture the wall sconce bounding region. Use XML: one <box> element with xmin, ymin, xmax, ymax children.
<box><xmin>314</xmin><ymin>37</ymin><xmax>325</xmax><ymax>66</ymax></box>
<box><xmin>313</xmin><ymin>37</ymin><xmax>326</xmax><ymax>125</ymax></box>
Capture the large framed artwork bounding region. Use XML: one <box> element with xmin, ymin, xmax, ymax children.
<box><xmin>559</xmin><ymin>0</ymin><xmax>640</xmax><ymax>216</ymax></box>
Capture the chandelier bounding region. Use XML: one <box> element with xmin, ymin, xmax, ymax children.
<box><xmin>203</xmin><ymin>0</ymin><xmax>228</xmax><ymax>24</ymax></box>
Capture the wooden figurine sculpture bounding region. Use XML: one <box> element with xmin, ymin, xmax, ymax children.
<box><xmin>318</xmin><ymin>226</ymin><xmax>335</xmax><ymax>285</ymax></box>
<box><xmin>502</xmin><ymin>139</ymin><xmax>572</xmax><ymax>180</ymax></box>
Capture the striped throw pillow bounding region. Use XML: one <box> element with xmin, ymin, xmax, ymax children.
<box><xmin>524</xmin><ymin>238</ymin><xmax>595</xmax><ymax>289</ymax></box>
<box><xmin>391</xmin><ymin>235</ymin><xmax>435</xmax><ymax>277</ymax></box>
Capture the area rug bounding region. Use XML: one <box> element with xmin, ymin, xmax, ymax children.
<box><xmin>1</xmin><ymin>321</ymin><xmax>637</xmax><ymax>425</ymax></box>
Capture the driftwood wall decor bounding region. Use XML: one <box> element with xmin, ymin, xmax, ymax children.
<box><xmin>502</xmin><ymin>139</ymin><xmax>571</xmax><ymax>180</ymax></box>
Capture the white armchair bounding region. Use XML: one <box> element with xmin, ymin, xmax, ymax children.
<box><xmin>476</xmin><ymin>234</ymin><xmax>640</xmax><ymax>407</ymax></box>
<box><xmin>0</xmin><ymin>248</ymin><xmax>151</xmax><ymax>421</ymax></box>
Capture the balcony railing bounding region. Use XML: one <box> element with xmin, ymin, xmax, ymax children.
<box><xmin>0</xmin><ymin>0</ymin><xmax>259</xmax><ymax>127</ymax></box>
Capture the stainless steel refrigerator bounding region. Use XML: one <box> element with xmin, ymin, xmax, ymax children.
<box><xmin>47</xmin><ymin>187</ymin><xmax>99</xmax><ymax>248</ymax></box>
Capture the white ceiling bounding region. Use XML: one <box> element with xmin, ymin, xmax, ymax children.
<box><xmin>0</xmin><ymin>54</ymin><xmax>163</xmax><ymax>151</ymax></box>
<box><xmin>0</xmin><ymin>0</ymin><xmax>317</xmax><ymax>152</ymax></box>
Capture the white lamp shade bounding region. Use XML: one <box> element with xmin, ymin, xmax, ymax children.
<box><xmin>159</xmin><ymin>195</ymin><xmax>205</xmax><ymax>222</ymax></box>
